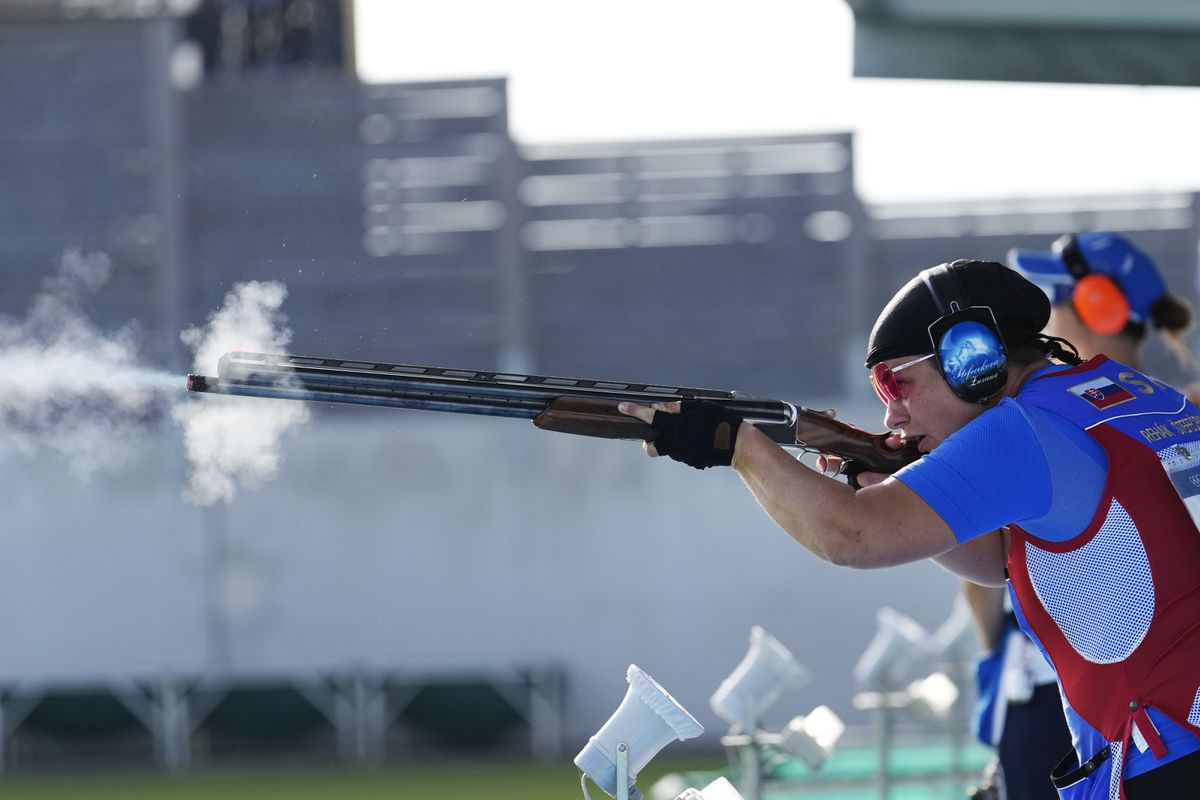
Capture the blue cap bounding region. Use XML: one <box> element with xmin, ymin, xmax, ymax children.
<box><xmin>1007</xmin><ymin>232</ymin><xmax>1167</xmax><ymax>323</ymax></box>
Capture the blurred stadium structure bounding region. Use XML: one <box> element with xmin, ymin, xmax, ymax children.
<box><xmin>2</xmin><ymin>0</ymin><xmax>1200</xmax><ymax>781</ymax></box>
<box><xmin>848</xmin><ymin>0</ymin><xmax>1200</xmax><ymax>86</ymax></box>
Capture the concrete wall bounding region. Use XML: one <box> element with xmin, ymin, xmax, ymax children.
<box><xmin>0</xmin><ymin>403</ymin><xmax>961</xmax><ymax>750</ymax></box>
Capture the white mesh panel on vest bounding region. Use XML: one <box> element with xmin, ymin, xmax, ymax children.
<box><xmin>1108</xmin><ymin>740</ymin><xmax>1123</xmax><ymax>800</ymax></box>
<box><xmin>1025</xmin><ymin>499</ymin><xmax>1154</xmax><ymax>664</ymax></box>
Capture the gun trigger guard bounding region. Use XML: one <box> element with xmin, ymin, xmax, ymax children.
<box><xmin>841</xmin><ymin>460</ymin><xmax>866</xmax><ymax>490</ymax></box>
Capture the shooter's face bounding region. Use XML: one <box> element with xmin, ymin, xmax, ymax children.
<box><xmin>880</xmin><ymin>357</ymin><xmax>987</xmax><ymax>453</ymax></box>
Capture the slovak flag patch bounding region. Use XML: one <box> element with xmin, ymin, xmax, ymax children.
<box><xmin>1069</xmin><ymin>377</ymin><xmax>1135</xmax><ymax>409</ymax></box>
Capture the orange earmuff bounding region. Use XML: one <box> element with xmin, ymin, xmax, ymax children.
<box><xmin>1072</xmin><ymin>273</ymin><xmax>1130</xmax><ymax>336</ymax></box>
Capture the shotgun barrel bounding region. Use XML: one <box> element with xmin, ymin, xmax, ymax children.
<box><xmin>187</xmin><ymin>352</ymin><xmax>920</xmax><ymax>474</ymax></box>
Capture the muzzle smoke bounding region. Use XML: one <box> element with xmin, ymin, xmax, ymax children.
<box><xmin>0</xmin><ymin>251</ymin><xmax>309</xmax><ymax>504</ymax></box>
<box><xmin>173</xmin><ymin>280</ymin><xmax>310</xmax><ymax>505</ymax></box>
<box><xmin>0</xmin><ymin>251</ymin><xmax>175</xmax><ymax>479</ymax></box>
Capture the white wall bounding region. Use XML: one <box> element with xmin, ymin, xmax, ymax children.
<box><xmin>0</xmin><ymin>410</ymin><xmax>961</xmax><ymax>748</ymax></box>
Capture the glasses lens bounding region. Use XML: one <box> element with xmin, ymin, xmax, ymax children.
<box><xmin>870</xmin><ymin>363</ymin><xmax>899</xmax><ymax>404</ymax></box>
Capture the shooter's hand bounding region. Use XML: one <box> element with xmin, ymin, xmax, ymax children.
<box><xmin>820</xmin><ymin>432</ymin><xmax>908</xmax><ymax>489</ymax></box>
<box><xmin>617</xmin><ymin>399</ymin><xmax>744</xmax><ymax>469</ymax></box>
<box><xmin>812</xmin><ymin>409</ymin><xmax>844</xmax><ymax>477</ymax></box>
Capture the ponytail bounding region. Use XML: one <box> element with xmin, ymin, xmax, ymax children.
<box><xmin>1008</xmin><ymin>335</ymin><xmax>1083</xmax><ymax>367</ymax></box>
<box><xmin>1038</xmin><ymin>335</ymin><xmax>1084</xmax><ymax>366</ymax></box>
<box><xmin>1149</xmin><ymin>292</ymin><xmax>1195</xmax><ymax>368</ymax></box>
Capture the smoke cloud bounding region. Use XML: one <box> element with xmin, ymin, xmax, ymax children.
<box><xmin>0</xmin><ymin>251</ymin><xmax>176</xmax><ymax>480</ymax></box>
<box><xmin>0</xmin><ymin>252</ymin><xmax>311</xmax><ymax>504</ymax></box>
<box><xmin>173</xmin><ymin>281</ymin><xmax>310</xmax><ymax>506</ymax></box>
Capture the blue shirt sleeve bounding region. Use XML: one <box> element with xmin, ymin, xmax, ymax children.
<box><xmin>893</xmin><ymin>390</ymin><xmax>1109</xmax><ymax>543</ymax></box>
<box><xmin>893</xmin><ymin>400</ymin><xmax>1055</xmax><ymax>543</ymax></box>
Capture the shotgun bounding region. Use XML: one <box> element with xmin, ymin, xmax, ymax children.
<box><xmin>186</xmin><ymin>352</ymin><xmax>920</xmax><ymax>476</ymax></box>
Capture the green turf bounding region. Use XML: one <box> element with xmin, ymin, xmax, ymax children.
<box><xmin>0</xmin><ymin>743</ymin><xmax>994</xmax><ymax>800</ymax></box>
<box><xmin>0</xmin><ymin>758</ymin><xmax>724</xmax><ymax>800</ymax></box>
<box><xmin>667</xmin><ymin>742</ymin><xmax>994</xmax><ymax>800</ymax></box>
<box><xmin>766</xmin><ymin>741</ymin><xmax>993</xmax><ymax>781</ymax></box>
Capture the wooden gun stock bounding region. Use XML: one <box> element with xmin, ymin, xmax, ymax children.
<box><xmin>533</xmin><ymin>398</ymin><xmax>920</xmax><ymax>476</ymax></box>
<box><xmin>792</xmin><ymin>409</ymin><xmax>920</xmax><ymax>475</ymax></box>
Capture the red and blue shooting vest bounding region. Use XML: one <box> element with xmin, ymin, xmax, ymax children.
<box><xmin>1006</xmin><ymin>356</ymin><xmax>1200</xmax><ymax>799</ymax></box>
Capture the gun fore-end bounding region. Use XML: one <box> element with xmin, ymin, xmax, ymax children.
<box><xmin>532</xmin><ymin>397</ymin><xmax>660</xmax><ymax>440</ymax></box>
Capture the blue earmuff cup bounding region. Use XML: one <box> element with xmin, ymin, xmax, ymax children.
<box><xmin>937</xmin><ymin>320</ymin><xmax>1007</xmax><ymax>397</ymax></box>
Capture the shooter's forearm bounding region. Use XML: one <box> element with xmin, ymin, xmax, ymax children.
<box><xmin>931</xmin><ymin>529</ymin><xmax>1008</xmax><ymax>588</ymax></box>
<box><xmin>960</xmin><ymin>578</ymin><xmax>1010</xmax><ymax>650</ymax></box>
<box><xmin>731</xmin><ymin>424</ymin><xmax>959</xmax><ymax>569</ymax></box>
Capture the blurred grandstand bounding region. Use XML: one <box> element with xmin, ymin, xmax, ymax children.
<box><xmin>1</xmin><ymin>0</ymin><xmax>1198</xmax><ymax>782</ymax></box>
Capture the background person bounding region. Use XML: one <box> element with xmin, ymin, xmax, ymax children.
<box><xmin>1010</xmin><ymin>231</ymin><xmax>1193</xmax><ymax>375</ymax></box>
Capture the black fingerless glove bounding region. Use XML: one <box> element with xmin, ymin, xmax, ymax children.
<box><xmin>650</xmin><ymin>400</ymin><xmax>743</xmax><ymax>469</ymax></box>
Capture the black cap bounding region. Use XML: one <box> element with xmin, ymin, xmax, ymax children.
<box><xmin>865</xmin><ymin>259</ymin><xmax>1051</xmax><ymax>367</ymax></box>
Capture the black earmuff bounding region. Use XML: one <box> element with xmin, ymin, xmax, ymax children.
<box><xmin>1055</xmin><ymin>234</ymin><xmax>1131</xmax><ymax>336</ymax></box>
<box><xmin>921</xmin><ymin>262</ymin><xmax>1009</xmax><ymax>404</ymax></box>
